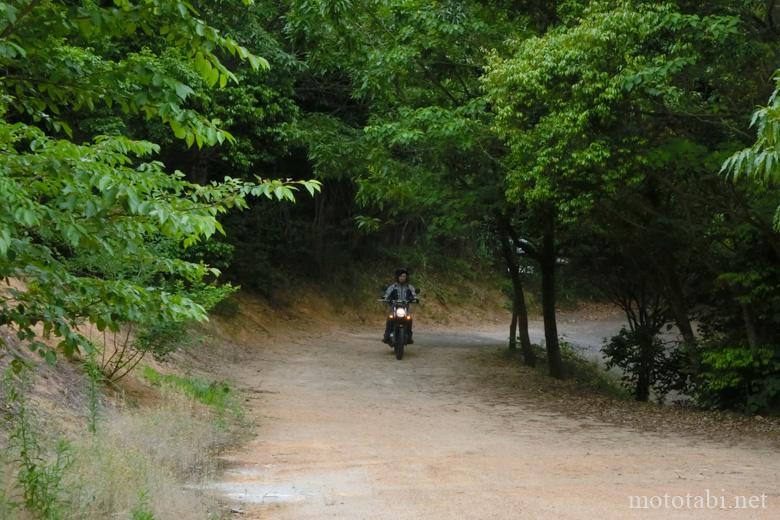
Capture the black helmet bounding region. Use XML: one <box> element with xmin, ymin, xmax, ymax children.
<box><xmin>395</xmin><ymin>267</ymin><xmax>409</xmax><ymax>280</ymax></box>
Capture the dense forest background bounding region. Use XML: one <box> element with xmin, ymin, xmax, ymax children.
<box><xmin>2</xmin><ymin>0</ymin><xmax>780</xmax><ymax>417</ymax></box>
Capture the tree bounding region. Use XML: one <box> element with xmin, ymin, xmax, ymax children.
<box><xmin>282</xmin><ymin>0</ymin><xmax>541</xmax><ymax>353</ymax></box>
<box><xmin>723</xmin><ymin>72</ymin><xmax>780</xmax><ymax>229</ymax></box>
<box><xmin>495</xmin><ymin>212</ymin><xmax>535</xmax><ymax>366</ymax></box>
<box><xmin>0</xmin><ymin>0</ymin><xmax>319</xmax><ymax>364</ymax></box>
<box><xmin>482</xmin><ymin>1</ymin><xmax>743</xmax><ymax>379</ymax></box>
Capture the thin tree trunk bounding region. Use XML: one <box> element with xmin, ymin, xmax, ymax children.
<box><xmin>541</xmin><ymin>211</ymin><xmax>563</xmax><ymax>379</ymax></box>
<box><xmin>312</xmin><ymin>190</ymin><xmax>326</xmax><ymax>271</ymax></box>
<box><xmin>497</xmin><ymin>223</ymin><xmax>519</xmax><ymax>348</ymax></box>
<box><xmin>664</xmin><ymin>269</ymin><xmax>699</xmax><ymax>378</ymax></box>
<box><xmin>742</xmin><ymin>302</ymin><xmax>759</xmax><ymax>353</ymax></box>
<box><xmin>515</xmin><ymin>288</ymin><xmax>535</xmax><ymax>367</ymax></box>
<box><xmin>509</xmin><ymin>309</ymin><xmax>518</xmax><ymax>351</ymax></box>
<box><xmin>497</xmin><ymin>217</ymin><xmax>535</xmax><ymax>366</ymax></box>
<box><xmin>190</xmin><ymin>151</ymin><xmax>210</xmax><ymax>185</ymax></box>
<box><xmin>666</xmin><ymin>272</ymin><xmax>696</xmax><ymax>345</ymax></box>
<box><xmin>768</xmin><ymin>0</ymin><xmax>778</xmax><ymax>33</ymax></box>
<box><xmin>636</xmin><ymin>331</ymin><xmax>653</xmax><ymax>402</ymax></box>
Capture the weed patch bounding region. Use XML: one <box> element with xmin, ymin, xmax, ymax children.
<box><xmin>141</xmin><ymin>366</ymin><xmax>242</xmax><ymax>420</ymax></box>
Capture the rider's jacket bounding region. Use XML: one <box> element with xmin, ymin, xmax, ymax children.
<box><xmin>383</xmin><ymin>282</ymin><xmax>418</xmax><ymax>302</ymax></box>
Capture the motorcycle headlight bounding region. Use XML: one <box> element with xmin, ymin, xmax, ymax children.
<box><xmin>395</xmin><ymin>307</ymin><xmax>407</xmax><ymax>318</ymax></box>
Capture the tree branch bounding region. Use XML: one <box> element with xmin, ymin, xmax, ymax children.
<box><xmin>0</xmin><ymin>0</ymin><xmax>42</xmax><ymax>40</ymax></box>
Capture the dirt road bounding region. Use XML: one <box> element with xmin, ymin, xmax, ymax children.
<box><xmin>209</xmin><ymin>325</ymin><xmax>780</xmax><ymax>519</ymax></box>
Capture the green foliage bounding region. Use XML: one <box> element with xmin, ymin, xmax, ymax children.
<box><xmin>602</xmin><ymin>328</ymin><xmax>688</xmax><ymax>402</ymax></box>
<box><xmin>478</xmin><ymin>0</ymin><xmax>780</xmax><ymax>407</ymax></box>
<box><xmin>0</xmin><ymin>0</ymin><xmax>321</xmax><ymax>366</ymax></box>
<box><xmin>698</xmin><ymin>347</ymin><xmax>780</xmax><ymax>414</ymax></box>
<box><xmin>133</xmin><ymin>280</ymin><xmax>239</xmax><ymax>361</ymax></box>
<box><xmin>723</xmin><ymin>72</ymin><xmax>780</xmax><ymax>229</ymax></box>
<box><xmin>2</xmin><ymin>368</ymin><xmax>71</xmax><ymax>520</ymax></box>
<box><xmin>0</xmin><ymin>0</ymin><xmax>267</xmax><ymax>147</ymax></box>
<box><xmin>130</xmin><ymin>492</ymin><xmax>156</xmax><ymax>520</ymax></box>
<box><xmin>90</xmin><ymin>270</ymin><xmax>239</xmax><ymax>381</ymax></box>
<box><xmin>2</xmin><ymin>0</ymin><xmax>779</xmax><ymax>438</ymax></box>
<box><xmin>141</xmin><ymin>366</ymin><xmax>242</xmax><ymax>419</ymax></box>
<box><xmin>257</xmin><ymin>0</ymin><xmax>780</xmax><ymax>411</ymax></box>
<box><xmin>483</xmin><ymin>1</ymin><xmax>739</xmax><ymax>218</ymax></box>
<box><xmin>283</xmin><ymin>0</ymin><xmax>520</xmax><ymax>253</ymax></box>
<box><xmin>1</xmin><ymin>361</ymin><xmax>242</xmax><ymax>519</ymax></box>
<box><xmin>83</xmin><ymin>356</ymin><xmax>103</xmax><ymax>435</ymax></box>
<box><xmin>0</xmin><ymin>121</ymin><xmax>316</xmax><ymax>363</ymax></box>
<box><xmin>180</xmin><ymin>239</ymin><xmax>236</xmax><ymax>275</ymax></box>
<box><xmin>354</xmin><ymin>216</ymin><xmax>382</xmax><ymax>234</ymax></box>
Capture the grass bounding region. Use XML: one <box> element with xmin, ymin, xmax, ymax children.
<box><xmin>1</xmin><ymin>394</ymin><xmax>234</xmax><ymax>520</ymax></box>
<box><xmin>141</xmin><ymin>366</ymin><xmax>242</xmax><ymax>419</ymax></box>
<box><xmin>64</xmin><ymin>395</ymin><xmax>231</xmax><ymax>520</ymax></box>
<box><xmin>515</xmin><ymin>342</ymin><xmax>630</xmax><ymax>400</ymax></box>
<box><xmin>1</xmin><ymin>364</ymin><xmax>245</xmax><ymax>520</ymax></box>
<box><xmin>558</xmin><ymin>342</ymin><xmax>630</xmax><ymax>399</ymax></box>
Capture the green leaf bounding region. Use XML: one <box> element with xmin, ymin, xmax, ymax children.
<box><xmin>44</xmin><ymin>350</ymin><xmax>57</xmax><ymax>366</ymax></box>
<box><xmin>247</xmin><ymin>53</ymin><xmax>269</xmax><ymax>71</ymax></box>
<box><xmin>174</xmin><ymin>82</ymin><xmax>194</xmax><ymax>100</ymax></box>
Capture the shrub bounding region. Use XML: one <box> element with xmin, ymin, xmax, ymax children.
<box><xmin>2</xmin><ymin>368</ymin><xmax>71</xmax><ymax>520</ymax></box>
<box><xmin>602</xmin><ymin>328</ymin><xmax>688</xmax><ymax>402</ymax></box>
<box><xmin>697</xmin><ymin>347</ymin><xmax>780</xmax><ymax>414</ymax></box>
<box><xmin>98</xmin><ymin>281</ymin><xmax>238</xmax><ymax>382</ymax></box>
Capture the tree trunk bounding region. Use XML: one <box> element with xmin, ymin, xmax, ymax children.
<box><xmin>664</xmin><ymin>268</ymin><xmax>699</xmax><ymax>378</ymax></box>
<box><xmin>768</xmin><ymin>0</ymin><xmax>778</xmax><ymax>33</ymax></box>
<box><xmin>541</xmin><ymin>211</ymin><xmax>563</xmax><ymax>379</ymax></box>
<box><xmin>741</xmin><ymin>302</ymin><xmax>759</xmax><ymax>354</ymax></box>
<box><xmin>190</xmin><ymin>151</ymin><xmax>210</xmax><ymax>185</ymax></box>
<box><xmin>312</xmin><ymin>190</ymin><xmax>327</xmax><ymax>272</ymax></box>
<box><xmin>497</xmin><ymin>217</ymin><xmax>535</xmax><ymax>366</ymax></box>
<box><xmin>515</xmin><ymin>290</ymin><xmax>535</xmax><ymax>367</ymax></box>
<box><xmin>636</xmin><ymin>331</ymin><xmax>653</xmax><ymax>402</ymax></box>
<box><xmin>508</xmin><ymin>309</ymin><xmax>518</xmax><ymax>351</ymax></box>
<box><xmin>666</xmin><ymin>272</ymin><xmax>696</xmax><ymax>345</ymax></box>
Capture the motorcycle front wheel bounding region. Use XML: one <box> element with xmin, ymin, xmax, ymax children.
<box><xmin>394</xmin><ymin>326</ymin><xmax>406</xmax><ymax>360</ymax></box>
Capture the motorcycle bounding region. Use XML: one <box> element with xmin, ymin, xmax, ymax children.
<box><xmin>379</xmin><ymin>292</ymin><xmax>420</xmax><ymax>360</ymax></box>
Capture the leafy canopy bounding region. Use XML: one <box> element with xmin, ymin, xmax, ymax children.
<box><xmin>482</xmin><ymin>1</ymin><xmax>739</xmax><ymax>219</ymax></box>
<box><xmin>722</xmin><ymin>72</ymin><xmax>780</xmax><ymax>229</ymax></box>
<box><xmin>0</xmin><ymin>0</ymin><xmax>319</xmax><ymax>362</ymax></box>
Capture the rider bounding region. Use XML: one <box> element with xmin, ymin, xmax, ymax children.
<box><xmin>382</xmin><ymin>267</ymin><xmax>418</xmax><ymax>344</ymax></box>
